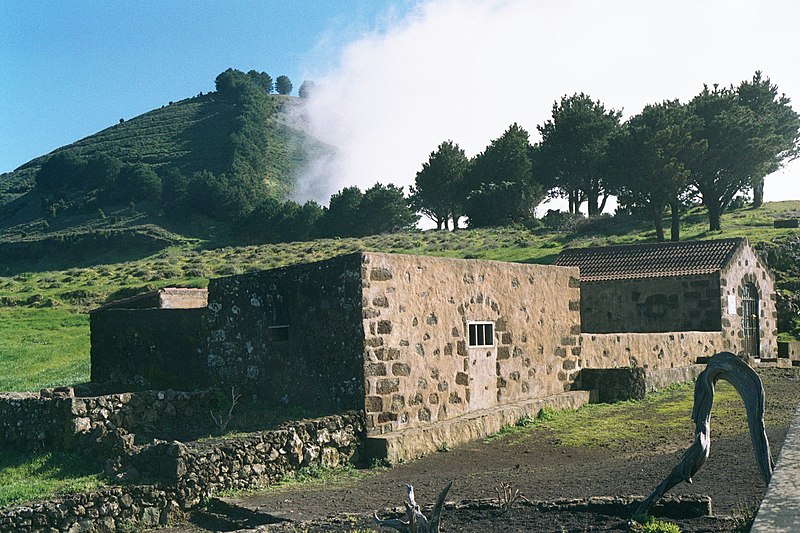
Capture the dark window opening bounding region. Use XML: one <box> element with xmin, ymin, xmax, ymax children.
<box><xmin>642</xmin><ymin>294</ymin><xmax>668</xmax><ymax>318</ymax></box>
<box><xmin>468</xmin><ymin>322</ymin><xmax>494</xmax><ymax>347</ymax></box>
<box><xmin>269</xmin><ymin>301</ymin><xmax>289</xmax><ymax>342</ymax></box>
<box><xmin>268</xmin><ymin>325</ymin><xmax>289</xmax><ymax>342</ymax></box>
<box><xmin>273</xmin><ymin>302</ymin><xmax>289</xmax><ymax>325</ymax></box>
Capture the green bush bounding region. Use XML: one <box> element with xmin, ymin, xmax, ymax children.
<box><xmin>630</xmin><ymin>515</ymin><xmax>682</xmax><ymax>533</ymax></box>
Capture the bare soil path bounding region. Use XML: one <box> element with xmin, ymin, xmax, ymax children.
<box><xmin>173</xmin><ymin>368</ymin><xmax>800</xmax><ymax>532</ymax></box>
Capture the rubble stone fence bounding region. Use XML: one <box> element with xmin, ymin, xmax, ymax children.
<box><xmin>0</xmin><ymin>411</ymin><xmax>365</xmax><ymax>531</ymax></box>
<box><xmin>0</xmin><ymin>388</ymin><xmax>216</xmax><ymax>453</ymax></box>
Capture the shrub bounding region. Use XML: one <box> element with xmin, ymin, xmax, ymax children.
<box><xmin>630</xmin><ymin>515</ymin><xmax>682</xmax><ymax>533</ymax></box>
<box><xmin>541</xmin><ymin>209</ymin><xmax>584</xmax><ymax>231</ymax></box>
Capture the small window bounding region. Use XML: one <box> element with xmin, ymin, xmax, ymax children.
<box><xmin>268</xmin><ymin>325</ymin><xmax>289</xmax><ymax>342</ymax></box>
<box><xmin>642</xmin><ymin>294</ymin><xmax>668</xmax><ymax>318</ymax></box>
<box><xmin>468</xmin><ymin>321</ymin><xmax>494</xmax><ymax>347</ymax></box>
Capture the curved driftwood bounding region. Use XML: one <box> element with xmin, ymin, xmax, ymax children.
<box><xmin>374</xmin><ymin>481</ymin><xmax>452</xmax><ymax>533</ymax></box>
<box><xmin>634</xmin><ymin>351</ymin><xmax>773</xmax><ymax>518</ymax></box>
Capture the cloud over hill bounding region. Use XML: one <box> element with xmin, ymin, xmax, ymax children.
<box><xmin>295</xmin><ymin>0</ymin><xmax>800</xmax><ymax>207</ymax></box>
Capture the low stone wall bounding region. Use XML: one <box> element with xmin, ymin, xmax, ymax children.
<box><xmin>118</xmin><ymin>411</ymin><xmax>365</xmax><ymax>508</ymax></box>
<box><xmin>0</xmin><ymin>392</ymin><xmax>72</xmax><ymax>451</ymax></box>
<box><xmin>365</xmin><ymin>391</ymin><xmax>590</xmax><ymax>464</ymax></box>
<box><xmin>0</xmin><ymin>412</ymin><xmax>365</xmax><ymax>531</ymax></box>
<box><xmin>575</xmin><ymin>365</ymin><xmax>705</xmax><ymax>403</ymax></box>
<box><xmin>778</xmin><ymin>341</ymin><xmax>800</xmax><ymax>360</ymax></box>
<box><xmin>0</xmin><ymin>485</ymin><xmax>179</xmax><ymax>532</ymax></box>
<box><xmin>0</xmin><ymin>389</ymin><xmax>216</xmax><ymax>452</ymax></box>
<box><xmin>576</xmin><ymin>368</ymin><xmax>647</xmax><ymax>403</ymax></box>
<box><xmin>579</xmin><ymin>331</ymin><xmax>724</xmax><ymax>370</ymax></box>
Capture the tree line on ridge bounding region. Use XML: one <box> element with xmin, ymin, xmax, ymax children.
<box><xmin>33</xmin><ymin>70</ymin><xmax>799</xmax><ymax>244</ymax></box>
<box><xmin>412</xmin><ymin>71</ymin><xmax>800</xmax><ymax>241</ymax></box>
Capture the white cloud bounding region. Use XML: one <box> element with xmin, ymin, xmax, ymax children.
<box><xmin>296</xmin><ymin>0</ymin><xmax>800</xmax><ymax>208</ymax></box>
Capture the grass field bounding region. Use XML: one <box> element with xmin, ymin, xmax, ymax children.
<box><xmin>0</xmin><ymin>200</ymin><xmax>798</xmax><ymax>393</ymax></box>
<box><xmin>0</xmin><ymin>308</ymin><xmax>89</xmax><ymax>391</ymax></box>
<box><xmin>0</xmin><ymin>451</ymin><xmax>105</xmax><ymax>508</ymax></box>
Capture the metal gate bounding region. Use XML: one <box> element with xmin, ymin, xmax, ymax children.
<box><xmin>742</xmin><ymin>283</ymin><xmax>760</xmax><ymax>357</ymax></box>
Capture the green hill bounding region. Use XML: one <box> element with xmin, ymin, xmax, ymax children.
<box><xmin>0</xmin><ymin>75</ymin><xmax>327</xmax><ymax>270</ymax></box>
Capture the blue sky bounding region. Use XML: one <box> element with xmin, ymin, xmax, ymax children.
<box><xmin>0</xmin><ymin>0</ymin><xmax>409</xmax><ymax>172</ymax></box>
<box><xmin>3</xmin><ymin>0</ymin><xmax>799</xmax><ymax>208</ymax></box>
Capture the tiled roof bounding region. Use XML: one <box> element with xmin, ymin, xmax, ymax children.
<box><xmin>554</xmin><ymin>238</ymin><xmax>744</xmax><ymax>281</ymax></box>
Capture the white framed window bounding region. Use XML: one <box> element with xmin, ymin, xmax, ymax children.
<box><xmin>468</xmin><ymin>321</ymin><xmax>495</xmax><ymax>347</ymax></box>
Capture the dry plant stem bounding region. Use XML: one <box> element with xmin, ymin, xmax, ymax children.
<box><xmin>210</xmin><ymin>386</ymin><xmax>241</xmax><ymax>434</ymax></box>
<box><xmin>492</xmin><ymin>482</ymin><xmax>531</xmax><ymax>517</ymax></box>
<box><xmin>374</xmin><ymin>481</ymin><xmax>452</xmax><ymax>533</ymax></box>
<box><xmin>634</xmin><ymin>351</ymin><xmax>774</xmax><ymax>518</ymax></box>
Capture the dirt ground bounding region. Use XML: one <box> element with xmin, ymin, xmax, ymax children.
<box><xmin>173</xmin><ymin>367</ymin><xmax>800</xmax><ymax>532</ymax></box>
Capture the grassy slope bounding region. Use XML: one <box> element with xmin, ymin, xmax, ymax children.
<box><xmin>0</xmin><ymin>451</ymin><xmax>105</xmax><ymax>508</ymax></box>
<box><xmin>0</xmin><ymin>95</ymin><xmax>233</xmax><ymax>213</ymax></box>
<box><xmin>0</xmin><ymin>200</ymin><xmax>798</xmax><ymax>393</ymax></box>
<box><xmin>0</xmin><ymin>94</ymin><xmax>320</xmax><ymax>264</ymax></box>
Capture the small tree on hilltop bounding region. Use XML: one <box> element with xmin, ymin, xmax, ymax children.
<box><xmin>606</xmin><ymin>100</ymin><xmax>701</xmax><ymax>242</ymax></box>
<box><xmin>276</xmin><ymin>75</ymin><xmax>293</xmax><ymax>95</ymax></box>
<box><xmin>534</xmin><ymin>93</ymin><xmax>622</xmax><ymax>215</ymax></box>
<box><xmin>359</xmin><ymin>182</ymin><xmax>419</xmax><ymax>235</ymax></box>
<box><xmin>299</xmin><ymin>80</ymin><xmax>316</xmax><ymax>99</ymax></box>
<box><xmin>409</xmin><ymin>140</ymin><xmax>468</xmax><ymax>230</ymax></box>
<box><xmin>735</xmin><ymin>71</ymin><xmax>800</xmax><ymax>207</ymax></box>
<box><xmin>247</xmin><ymin>69</ymin><xmax>273</xmax><ymax>93</ymax></box>
<box><xmin>683</xmin><ymin>75</ymin><xmax>800</xmax><ymax>231</ymax></box>
<box><xmin>215</xmin><ymin>68</ymin><xmax>252</xmax><ymax>101</ymax></box>
<box><xmin>320</xmin><ymin>186</ymin><xmax>364</xmax><ymax>237</ymax></box>
<box><xmin>463</xmin><ymin>123</ymin><xmax>543</xmax><ymax>227</ymax></box>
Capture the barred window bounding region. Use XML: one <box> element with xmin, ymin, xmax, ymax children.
<box><xmin>468</xmin><ymin>321</ymin><xmax>494</xmax><ymax>347</ymax></box>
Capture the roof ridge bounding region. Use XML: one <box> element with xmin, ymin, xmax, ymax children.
<box><xmin>554</xmin><ymin>238</ymin><xmax>745</xmax><ymax>282</ymax></box>
<box><xmin>558</xmin><ymin>237</ymin><xmax>744</xmax><ymax>256</ymax></box>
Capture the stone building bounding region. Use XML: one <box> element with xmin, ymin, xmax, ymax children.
<box><xmin>91</xmin><ymin>288</ymin><xmax>210</xmax><ymax>390</ymax></box>
<box><xmin>90</xmin><ymin>243</ymin><xmax>776</xmax><ymax>459</ymax></box>
<box><xmin>202</xmin><ymin>252</ymin><xmax>583</xmax><ymax>436</ymax></box>
<box><xmin>554</xmin><ymin>238</ymin><xmax>776</xmax><ymax>358</ymax></box>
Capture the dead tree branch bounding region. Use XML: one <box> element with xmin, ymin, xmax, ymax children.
<box><xmin>634</xmin><ymin>351</ymin><xmax>773</xmax><ymax>518</ymax></box>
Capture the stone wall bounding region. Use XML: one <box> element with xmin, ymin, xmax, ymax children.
<box><xmin>0</xmin><ymin>392</ymin><xmax>72</xmax><ymax>451</ymax></box>
<box><xmin>96</xmin><ymin>288</ymin><xmax>208</xmax><ymax>311</ymax></box>
<box><xmin>778</xmin><ymin>341</ymin><xmax>800</xmax><ymax>359</ymax></box>
<box><xmin>0</xmin><ymin>412</ymin><xmax>363</xmax><ymax>531</ymax></box>
<box><xmin>575</xmin><ymin>364</ymin><xmax>704</xmax><ymax>403</ymax></box>
<box><xmin>136</xmin><ymin>411</ymin><xmax>365</xmax><ymax>507</ymax></box>
<box><xmin>204</xmin><ymin>253</ymin><xmax>365</xmax><ymax>412</ymax></box>
<box><xmin>360</xmin><ymin>253</ymin><xmax>581</xmax><ymax>435</ymax></box>
<box><xmin>0</xmin><ymin>389</ymin><xmax>215</xmax><ymax>452</ymax></box>
<box><xmin>580</xmin><ymin>274</ymin><xmax>721</xmax><ymax>333</ymax></box>
<box><xmin>718</xmin><ymin>242</ymin><xmax>778</xmax><ymax>357</ymax></box>
<box><xmin>579</xmin><ymin>331</ymin><xmax>725</xmax><ymax>371</ymax></box>
<box><xmin>0</xmin><ymin>485</ymin><xmax>178</xmax><ymax>533</ymax></box>
<box><xmin>91</xmin><ymin>308</ymin><xmax>208</xmax><ymax>390</ymax></box>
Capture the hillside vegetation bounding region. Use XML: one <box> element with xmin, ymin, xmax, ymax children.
<box><xmin>1</xmin><ymin>200</ymin><xmax>799</xmax><ymax>392</ymax></box>
<box><xmin>0</xmin><ymin>72</ymin><xmax>325</xmax><ymax>269</ymax></box>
